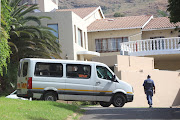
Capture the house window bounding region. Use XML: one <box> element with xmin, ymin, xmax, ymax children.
<box><xmin>78</xmin><ymin>28</ymin><xmax>83</xmax><ymax>47</ymax></box>
<box><xmin>47</xmin><ymin>24</ymin><xmax>59</xmax><ymax>43</ymax></box>
<box><xmin>66</xmin><ymin>64</ymin><xmax>91</xmax><ymax>79</ymax></box>
<box><xmin>74</xmin><ymin>25</ymin><xmax>77</xmax><ymax>43</ymax></box>
<box><xmin>84</xmin><ymin>32</ymin><xmax>86</xmax><ymax>49</ymax></box>
<box><xmin>95</xmin><ymin>37</ymin><xmax>128</xmax><ymax>53</ymax></box>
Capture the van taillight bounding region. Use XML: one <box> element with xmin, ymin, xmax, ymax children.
<box><xmin>27</xmin><ymin>77</ymin><xmax>32</xmax><ymax>89</ymax></box>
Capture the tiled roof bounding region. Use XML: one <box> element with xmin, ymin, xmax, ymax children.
<box><xmin>88</xmin><ymin>15</ymin><xmax>152</xmax><ymax>32</ymax></box>
<box><xmin>56</xmin><ymin>7</ymin><xmax>99</xmax><ymax>19</ymax></box>
<box><xmin>143</xmin><ymin>17</ymin><xmax>180</xmax><ymax>30</ymax></box>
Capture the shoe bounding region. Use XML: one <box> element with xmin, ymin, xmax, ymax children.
<box><xmin>149</xmin><ymin>105</ymin><xmax>152</xmax><ymax>108</ymax></box>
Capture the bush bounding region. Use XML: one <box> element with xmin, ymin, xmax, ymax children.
<box><xmin>72</xmin><ymin>101</ymin><xmax>99</xmax><ymax>106</ymax></box>
<box><xmin>114</xmin><ymin>12</ymin><xmax>125</xmax><ymax>17</ymax></box>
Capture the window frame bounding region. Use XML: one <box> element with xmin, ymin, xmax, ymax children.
<box><xmin>23</xmin><ymin>62</ymin><xmax>28</xmax><ymax>77</ymax></box>
<box><xmin>47</xmin><ymin>24</ymin><xmax>59</xmax><ymax>43</ymax></box>
<box><xmin>34</xmin><ymin>62</ymin><xmax>63</xmax><ymax>78</ymax></box>
<box><xmin>78</xmin><ymin>28</ymin><xmax>83</xmax><ymax>47</ymax></box>
<box><xmin>66</xmin><ymin>64</ymin><xmax>91</xmax><ymax>79</ymax></box>
<box><xmin>96</xmin><ymin>66</ymin><xmax>114</xmax><ymax>81</ymax></box>
<box><xmin>95</xmin><ymin>37</ymin><xmax>128</xmax><ymax>53</ymax></box>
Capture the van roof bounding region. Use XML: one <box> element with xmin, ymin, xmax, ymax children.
<box><xmin>21</xmin><ymin>58</ymin><xmax>106</xmax><ymax>66</ymax></box>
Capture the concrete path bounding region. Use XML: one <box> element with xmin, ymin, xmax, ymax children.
<box><xmin>80</xmin><ymin>107</ymin><xmax>180</xmax><ymax>120</ymax></box>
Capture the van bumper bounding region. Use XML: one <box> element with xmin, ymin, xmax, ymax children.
<box><xmin>126</xmin><ymin>94</ymin><xmax>133</xmax><ymax>102</ymax></box>
<box><xmin>17</xmin><ymin>89</ymin><xmax>33</xmax><ymax>98</ymax></box>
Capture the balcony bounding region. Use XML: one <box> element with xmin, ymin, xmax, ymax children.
<box><xmin>120</xmin><ymin>37</ymin><xmax>180</xmax><ymax>56</ymax></box>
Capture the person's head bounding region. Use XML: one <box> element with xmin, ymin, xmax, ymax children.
<box><xmin>147</xmin><ymin>75</ymin><xmax>151</xmax><ymax>79</ymax></box>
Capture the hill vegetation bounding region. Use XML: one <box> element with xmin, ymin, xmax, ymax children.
<box><xmin>58</xmin><ymin>0</ymin><xmax>169</xmax><ymax>17</ymax></box>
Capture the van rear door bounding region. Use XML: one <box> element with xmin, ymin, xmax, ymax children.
<box><xmin>17</xmin><ymin>60</ymin><xmax>30</xmax><ymax>97</ymax></box>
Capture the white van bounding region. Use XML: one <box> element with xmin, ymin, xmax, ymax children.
<box><xmin>17</xmin><ymin>58</ymin><xmax>133</xmax><ymax>107</ymax></box>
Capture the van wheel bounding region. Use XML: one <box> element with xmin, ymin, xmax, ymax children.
<box><xmin>112</xmin><ymin>94</ymin><xmax>125</xmax><ymax>107</ymax></box>
<box><xmin>44</xmin><ymin>92</ymin><xmax>57</xmax><ymax>101</ymax></box>
<box><xmin>99</xmin><ymin>102</ymin><xmax>111</xmax><ymax>107</ymax></box>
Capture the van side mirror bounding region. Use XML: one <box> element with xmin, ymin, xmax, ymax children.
<box><xmin>111</xmin><ymin>75</ymin><xmax>116</xmax><ymax>82</ymax></box>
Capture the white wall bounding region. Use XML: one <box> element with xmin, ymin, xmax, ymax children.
<box><xmin>28</xmin><ymin>11</ymin><xmax>74</xmax><ymax>60</ymax></box>
<box><xmin>44</xmin><ymin>0</ymin><xmax>58</xmax><ymax>12</ymax></box>
<box><xmin>92</xmin><ymin>55</ymin><xmax>180</xmax><ymax>107</ymax></box>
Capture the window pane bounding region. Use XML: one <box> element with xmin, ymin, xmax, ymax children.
<box><xmin>23</xmin><ymin>62</ymin><xmax>28</xmax><ymax>77</ymax></box>
<box><xmin>34</xmin><ymin>63</ymin><xmax>63</xmax><ymax>77</ymax></box>
<box><xmin>95</xmin><ymin>37</ymin><xmax>128</xmax><ymax>52</ymax></box>
<box><xmin>95</xmin><ymin>39</ymin><xmax>101</xmax><ymax>52</ymax></box>
<box><xmin>112</xmin><ymin>38</ymin><xmax>116</xmax><ymax>51</ymax></box>
<box><xmin>108</xmin><ymin>39</ymin><xmax>113</xmax><ymax>51</ymax></box>
<box><xmin>67</xmin><ymin>64</ymin><xmax>91</xmax><ymax>79</ymax></box>
<box><xmin>96</xmin><ymin>66</ymin><xmax>113</xmax><ymax>80</ymax></box>
<box><xmin>117</xmin><ymin>38</ymin><xmax>122</xmax><ymax>51</ymax></box>
<box><xmin>123</xmin><ymin>37</ymin><xmax>128</xmax><ymax>42</ymax></box>
<box><xmin>78</xmin><ymin>29</ymin><xmax>83</xmax><ymax>47</ymax></box>
<box><xmin>102</xmin><ymin>39</ymin><xmax>107</xmax><ymax>52</ymax></box>
<box><xmin>48</xmin><ymin>24</ymin><xmax>59</xmax><ymax>42</ymax></box>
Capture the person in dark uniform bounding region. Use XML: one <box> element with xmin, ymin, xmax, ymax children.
<box><xmin>143</xmin><ymin>75</ymin><xmax>155</xmax><ymax>108</ymax></box>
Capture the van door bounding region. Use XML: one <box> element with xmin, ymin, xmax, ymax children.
<box><xmin>33</xmin><ymin>62</ymin><xmax>65</xmax><ymax>100</ymax></box>
<box><xmin>17</xmin><ymin>60</ymin><xmax>29</xmax><ymax>96</ymax></box>
<box><xmin>65</xmin><ymin>64</ymin><xmax>95</xmax><ymax>101</ymax></box>
<box><xmin>95</xmin><ymin>66</ymin><xmax>115</xmax><ymax>102</ymax></box>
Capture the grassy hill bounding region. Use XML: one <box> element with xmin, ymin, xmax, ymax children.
<box><xmin>0</xmin><ymin>97</ymin><xmax>80</xmax><ymax>120</ymax></box>
<box><xmin>58</xmin><ymin>0</ymin><xmax>168</xmax><ymax>17</ymax></box>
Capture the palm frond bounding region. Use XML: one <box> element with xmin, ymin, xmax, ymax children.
<box><xmin>18</xmin><ymin>4</ymin><xmax>39</xmax><ymax>18</ymax></box>
<box><xmin>8</xmin><ymin>42</ymin><xmax>18</xmax><ymax>52</ymax></box>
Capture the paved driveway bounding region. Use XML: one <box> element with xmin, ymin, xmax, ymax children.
<box><xmin>80</xmin><ymin>107</ymin><xmax>180</xmax><ymax>120</ymax></box>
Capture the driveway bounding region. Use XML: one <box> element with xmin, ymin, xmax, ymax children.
<box><xmin>80</xmin><ymin>107</ymin><xmax>180</xmax><ymax>120</ymax></box>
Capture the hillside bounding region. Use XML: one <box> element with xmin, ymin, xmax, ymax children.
<box><xmin>58</xmin><ymin>0</ymin><xmax>168</xmax><ymax>17</ymax></box>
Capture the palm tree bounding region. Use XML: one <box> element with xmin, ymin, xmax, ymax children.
<box><xmin>1</xmin><ymin>0</ymin><xmax>61</xmax><ymax>91</ymax></box>
<box><xmin>8</xmin><ymin>0</ymin><xmax>61</xmax><ymax>61</ymax></box>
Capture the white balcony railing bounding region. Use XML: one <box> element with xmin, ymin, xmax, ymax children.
<box><xmin>120</xmin><ymin>37</ymin><xmax>180</xmax><ymax>56</ymax></box>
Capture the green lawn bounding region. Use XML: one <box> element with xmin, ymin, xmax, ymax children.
<box><xmin>0</xmin><ymin>97</ymin><xmax>80</xmax><ymax>120</ymax></box>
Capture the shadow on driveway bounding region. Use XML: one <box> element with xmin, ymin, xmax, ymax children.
<box><xmin>81</xmin><ymin>107</ymin><xmax>180</xmax><ymax>119</ymax></box>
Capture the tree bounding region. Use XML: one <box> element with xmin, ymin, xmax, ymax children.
<box><xmin>157</xmin><ymin>10</ymin><xmax>168</xmax><ymax>17</ymax></box>
<box><xmin>8</xmin><ymin>0</ymin><xmax>61</xmax><ymax>61</ymax></box>
<box><xmin>167</xmin><ymin>0</ymin><xmax>180</xmax><ymax>23</ymax></box>
<box><xmin>0</xmin><ymin>0</ymin><xmax>12</xmax><ymax>76</ymax></box>
<box><xmin>1</xmin><ymin>0</ymin><xmax>61</xmax><ymax>91</ymax></box>
<box><xmin>114</xmin><ymin>12</ymin><xmax>125</xmax><ymax>17</ymax></box>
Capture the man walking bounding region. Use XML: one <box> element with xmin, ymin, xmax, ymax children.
<box><xmin>143</xmin><ymin>75</ymin><xmax>155</xmax><ymax>108</ymax></box>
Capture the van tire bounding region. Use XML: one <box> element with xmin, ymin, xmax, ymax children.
<box><xmin>44</xmin><ymin>92</ymin><xmax>57</xmax><ymax>101</ymax></box>
<box><xmin>112</xmin><ymin>94</ymin><xmax>125</xmax><ymax>107</ymax></box>
<box><xmin>99</xmin><ymin>102</ymin><xmax>111</xmax><ymax>107</ymax></box>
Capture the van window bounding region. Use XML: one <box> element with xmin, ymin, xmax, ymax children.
<box><xmin>66</xmin><ymin>64</ymin><xmax>91</xmax><ymax>79</ymax></box>
<box><xmin>18</xmin><ymin>62</ymin><xmax>22</xmax><ymax>77</ymax></box>
<box><xmin>34</xmin><ymin>63</ymin><xmax>63</xmax><ymax>77</ymax></box>
<box><xmin>96</xmin><ymin>66</ymin><xmax>113</xmax><ymax>80</ymax></box>
<box><xmin>23</xmin><ymin>62</ymin><xmax>28</xmax><ymax>77</ymax></box>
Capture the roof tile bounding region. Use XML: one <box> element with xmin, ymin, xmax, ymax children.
<box><xmin>56</xmin><ymin>7</ymin><xmax>98</xmax><ymax>19</ymax></box>
<box><xmin>88</xmin><ymin>15</ymin><xmax>152</xmax><ymax>32</ymax></box>
<box><xmin>143</xmin><ymin>17</ymin><xmax>180</xmax><ymax>30</ymax></box>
